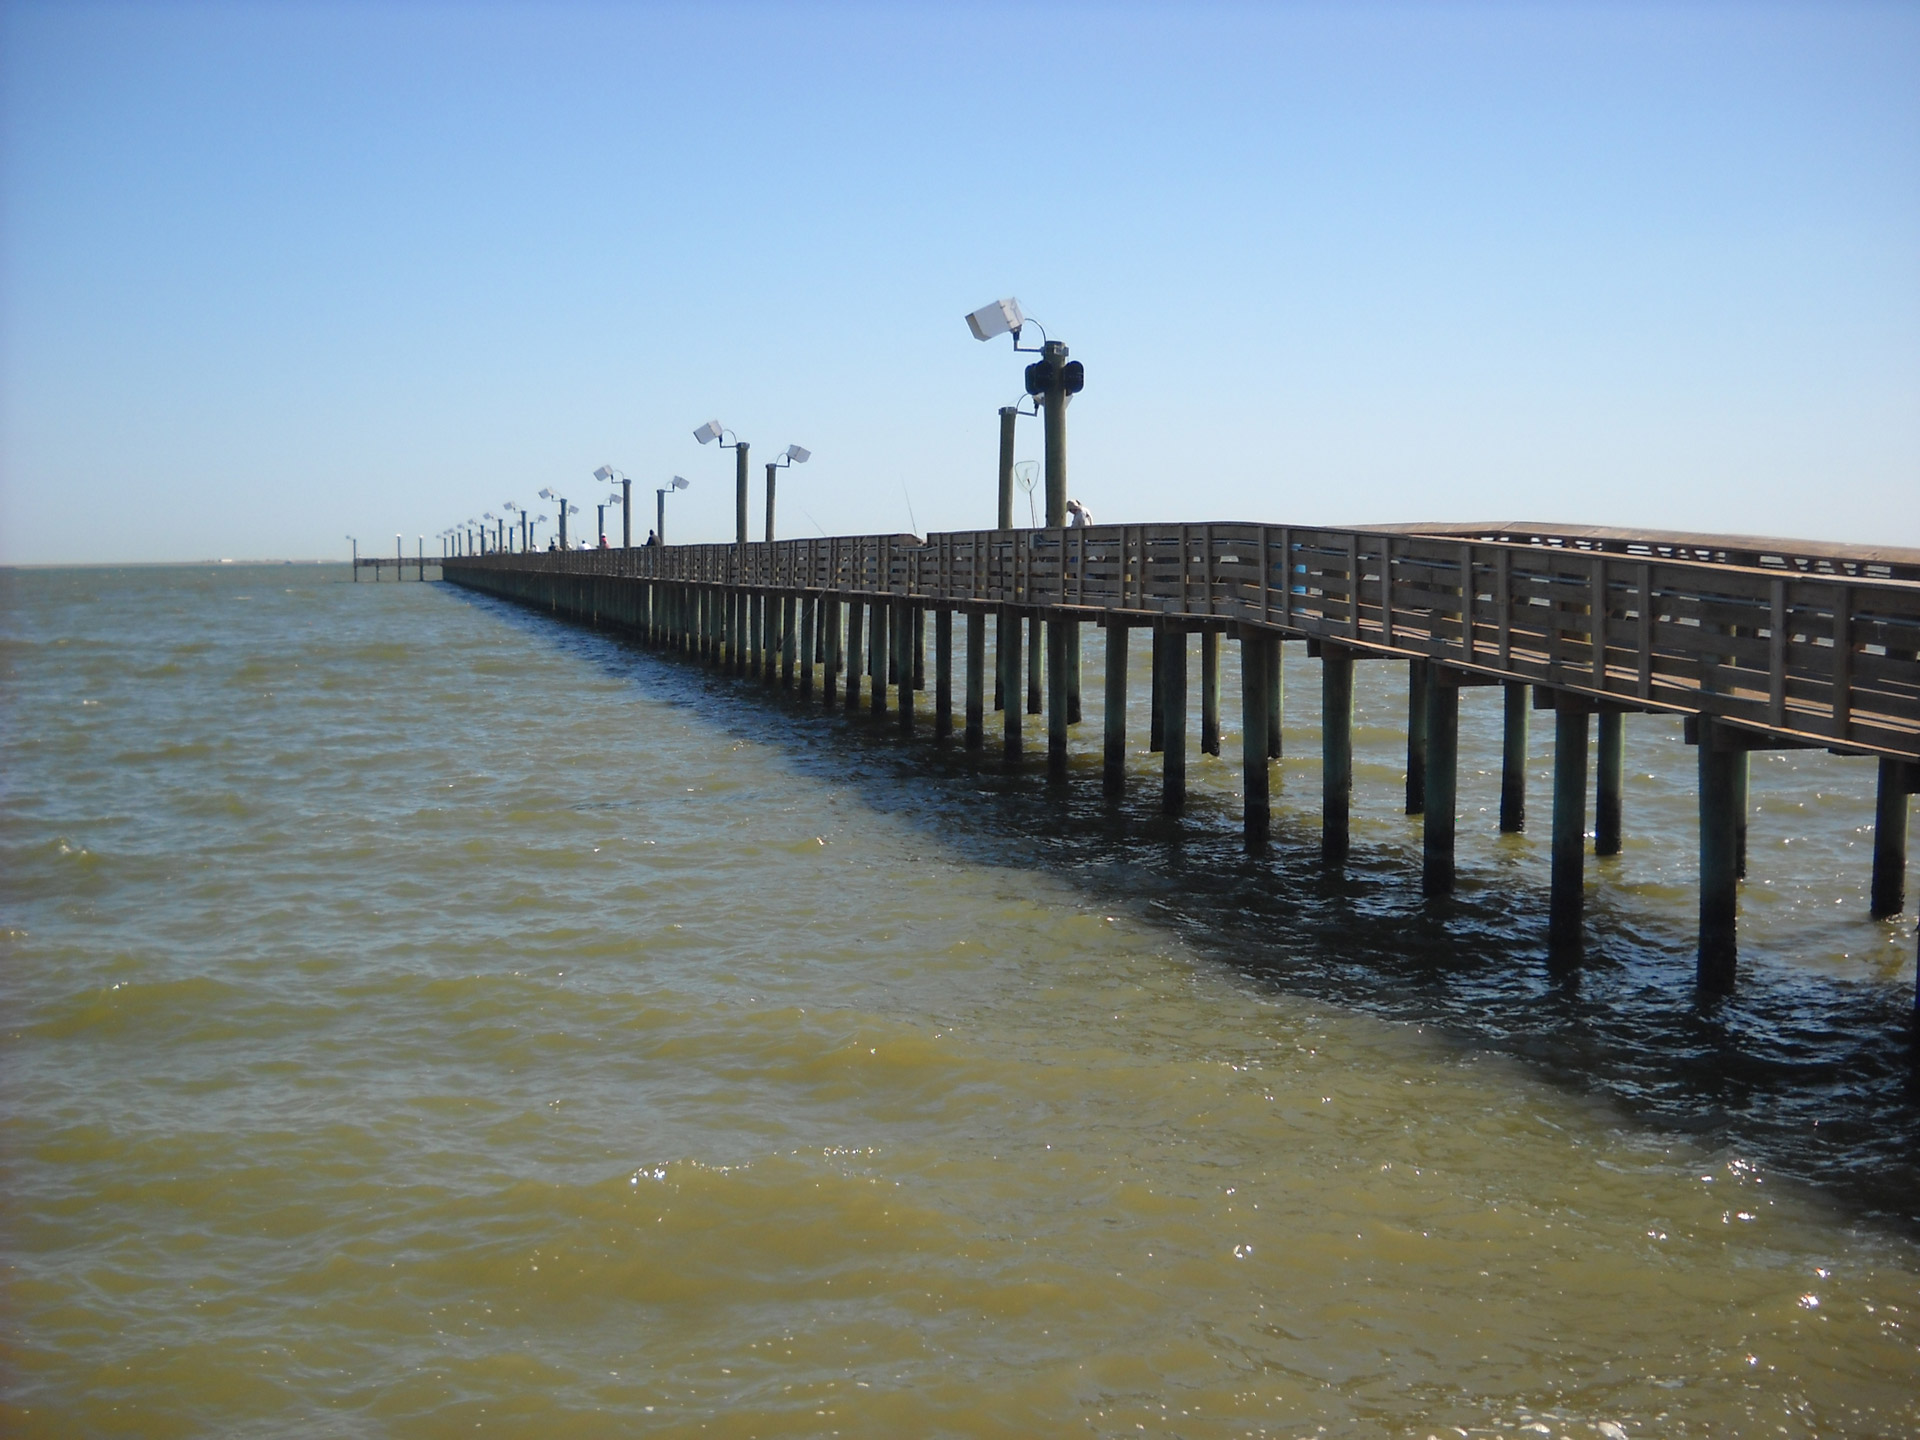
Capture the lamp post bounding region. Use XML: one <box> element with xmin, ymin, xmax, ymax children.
<box><xmin>761</xmin><ymin>445</ymin><xmax>811</xmax><ymax>542</ymax></box>
<box><xmin>693</xmin><ymin>421</ymin><xmax>750</xmax><ymax>545</ymax></box>
<box><xmin>656</xmin><ymin>476</ymin><xmax>688</xmax><ymax>545</ymax></box>
<box><xmin>347</xmin><ymin>535</ymin><xmax>359</xmax><ymax>581</ymax></box>
<box><xmin>594</xmin><ymin>466</ymin><xmax>633</xmax><ymax>548</ymax></box>
<box><xmin>967</xmin><ymin>295</ymin><xmax>1081</xmax><ymax>528</ymax></box>
<box><xmin>538</xmin><ymin>489</ymin><xmax>575</xmax><ymax>548</ymax></box>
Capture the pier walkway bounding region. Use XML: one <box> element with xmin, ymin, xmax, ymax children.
<box><xmin>443</xmin><ymin>520</ymin><xmax>1920</xmax><ymax>1002</ymax></box>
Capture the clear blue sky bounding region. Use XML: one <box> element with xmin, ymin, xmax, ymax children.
<box><xmin>3</xmin><ymin>0</ymin><xmax>1915</xmax><ymax>564</ymax></box>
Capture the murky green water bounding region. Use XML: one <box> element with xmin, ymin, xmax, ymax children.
<box><xmin>3</xmin><ymin>564</ymin><xmax>1916</xmax><ymax>1437</ymax></box>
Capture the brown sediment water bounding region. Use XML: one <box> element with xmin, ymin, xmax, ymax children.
<box><xmin>1</xmin><ymin>563</ymin><xmax>1915</xmax><ymax>1437</ymax></box>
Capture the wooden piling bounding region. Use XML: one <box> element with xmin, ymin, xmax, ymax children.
<box><xmin>844</xmin><ymin>602</ymin><xmax>863</xmax><ymax>710</ymax></box>
<box><xmin>1871</xmin><ymin>756</ymin><xmax>1909</xmax><ymax>918</ymax></box>
<box><xmin>1149</xmin><ymin>628</ymin><xmax>1166</xmax><ymax>753</ymax></box>
<box><xmin>1067</xmin><ymin>623</ymin><xmax>1083</xmax><ymax>724</ymax></box>
<box><xmin>994</xmin><ymin>611</ymin><xmax>1008</xmax><ymax>712</ymax></box>
<box><xmin>823</xmin><ymin>598</ymin><xmax>841</xmax><ymax>705</ymax></box>
<box><xmin>1423</xmin><ymin>668</ymin><xmax>1459</xmax><ymax>895</ymax></box>
<box><xmin>1406</xmin><ymin>659</ymin><xmax>1428</xmax><ymax>815</ymax></box>
<box><xmin>1697</xmin><ymin>720</ymin><xmax>1741</xmax><ymax>992</ymax></box>
<box><xmin>1322</xmin><ymin>644</ymin><xmax>1354</xmax><ymax>864</ymax></box>
<box><xmin>1732</xmin><ymin>749</ymin><xmax>1750</xmax><ymax>880</ymax></box>
<box><xmin>1047</xmin><ymin>619</ymin><xmax>1069</xmax><ymax>775</ymax></box>
<box><xmin>914</xmin><ymin>606</ymin><xmax>927</xmax><ymax>691</ymax></box>
<box><xmin>1265</xmin><ymin>635</ymin><xmax>1283</xmax><ymax>759</ymax></box>
<box><xmin>1549</xmin><ymin>697</ymin><xmax>1590</xmax><ymax>955</ymax></box>
<box><xmin>1003</xmin><ymin>608</ymin><xmax>1022</xmax><ymax>754</ymax></box>
<box><xmin>1241</xmin><ymin>630</ymin><xmax>1269</xmax><ymax>847</ymax></box>
<box><xmin>1162</xmin><ymin>623</ymin><xmax>1187</xmax><ymax>815</ymax></box>
<box><xmin>870</xmin><ymin>601</ymin><xmax>889</xmax><ymax>716</ymax></box>
<box><xmin>1595</xmin><ymin>709</ymin><xmax>1623</xmax><ymax>857</ymax></box>
<box><xmin>1104</xmin><ymin>623</ymin><xmax>1128</xmax><ymax>797</ymax></box>
<box><xmin>1027</xmin><ymin>615</ymin><xmax>1043</xmax><ymax>715</ymax></box>
<box><xmin>1500</xmin><ymin>682</ymin><xmax>1529</xmax><ymax>833</ymax></box>
<box><xmin>965</xmin><ymin>612</ymin><xmax>985</xmax><ymax>750</ymax></box>
<box><xmin>934</xmin><ymin>609</ymin><xmax>953</xmax><ymax>738</ymax></box>
<box><xmin>897</xmin><ymin>604</ymin><xmax>916</xmax><ymax>732</ymax></box>
<box><xmin>1200</xmin><ymin>629</ymin><xmax>1221</xmax><ymax>757</ymax></box>
<box><xmin>799</xmin><ymin>596</ymin><xmax>815</xmax><ymax>695</ymax></box>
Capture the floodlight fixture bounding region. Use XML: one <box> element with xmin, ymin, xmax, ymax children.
<box><xmin>966</xmin><ymin>296</ymin><xmax>1025</xmax><ymax>343</ymax></box>
<box><xmin>538</xmin><ymin>487</ymin><xmax>555</xmax><ymax>500</ymax></box>
<box><xmin>670</xmin><ymin>476</ymin><xmax>689</xmax><ymax>491</ymax></box>
<box><xmin>784</xmin><ymin>445</ymin><xmax>811</xmax><ymax>464</ymax></box>
<box><xmin>693</xmin><ymin>420</ymin><xmax>725</xmax><ymax>445</ymax></box>
<box><xmin>593</xmin><ymin>464</ymin><xmax>614</xmax><ymax>482</ymax></box>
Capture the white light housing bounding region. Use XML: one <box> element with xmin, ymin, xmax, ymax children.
<box><xmin>670</xmin><ymin>476</ymin><xmax>689</xmax><ymax>491</ymax></box>
<box><xmin>693</xmin><ymin>420</ymin><xmax>723</xmax><ymax>444</ymax></box>
<box><xmin>966</xmin><ymin>296</ymin><xmax>1023</xmax><ymax>341</ymax></box>
<box><xmin>538</xmin><ymin>488</ymin><xmax>554</xmax><ymax>499</ymax></box>
<box><xmin>785</xmin><ymin>444</ymin><xmax>811</xmax><ymax>464</ymax></box>
<box><xmin>593</xmin><ymin>465</ymin><xmax>613</xmax><ymax>482</ymax></box>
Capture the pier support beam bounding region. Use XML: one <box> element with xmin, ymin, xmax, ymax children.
<box><xmin>870</xmin><ymin>602</ymin><xmax>889</xmax><ymax>717</ymax></box>
<box><xmin>1422</xmin><ymin>668</ymin><xmax>1459</xmax><ymax>896</ymax></box>
<box><xmin>844</xmin><ymin>603</ymin><xmax>863</xmax><ymax>710</ymax></box>
<box><xmin>1595</xmin><ymin>709</ymin><xmax>1624</xmax><ymax>857</ymax></box>
<box><xmin>1200</xmin><ymin>629</ymin><xmax>1221</xmax><ymax>757</ymax></box>
<box><xmin>895</xmin><ymin>604</ymin><xmax>914</xmax><ymax>731</ymax></box>
<box><xmin>1149</xmin><ymin>628</ymin><xmax>1166</xmax><ymax>753</ymax></box>
<box><xmin>799</xmin><ymin>596</ymin><xmax>815</xmax><ymax>696</ymax></box>
<box><xmin>934</xmin><ymin>609</ymin><xmax>953</xmax><ymax>740</ymax></box>
<box><xmin>1406</xmin><ymin>658</ymin><xmax>1429</xmax><ymax>815</ymax></box>
<box><xmin>1047</xmin><ymin>618</ymin><xmax>1069</xmax><ymax>776</ymax></box>
<box><xmin>1549</xmin><ymin>696</ymin><xmax>1590</xmax><ymax>956</ymax></box>
<box><xmin>1266</xmin><ymin>635</ymin><xmax>1283</xmax><ymax>759</ymax></box>
<box><xmin>913</xmin><ymin>607</ymin><xmax>926</xmax><ymax>691</ymax></box>
<box><xmin>823</xmin><ymin>598</ymin><xmax>841</xmax><ymax>705</ymax></box>
<box><xmin>964</xmin><ymin>612</ymin><xmax>985</xmax><ymax>750</ymax></box>
<box><xmin>1871</xmin><ymin>757</ymin><xmax>1911</xmax><ymax>918</ymax></box>
<box><xmin>1103</xmin><ymin>623</ymin><xmax>1130</xmax><ymax>797</ymax></box>
<box><xmin>1732</xmin><ymin>750</ymin><xmax>1751</xmax><ymax>880</ymax></box>
<box><xmin>1067</xmin><ymin>623</ymin><xmax>1083</xmax><ymax>724</ymax></box>
<box><xmin>1002</xmin><ymin>609</ymin><xmax>1022</xmax><ymax>755</ymax></box>
<box><xmin>1241</xmin><ymin>630</ymin><xmax>1270</xmax><ymax>848</ymax></box>
<box><xmin>781</xmin><ymin>596</ymin><xmax>797</xmax><ymax>688</ymax></box>
<box><xmin>1500</xmin><ymin>682</ymin><xmax>1529</xmax><ymax>833</ymax></box>
<box><xmin>994</xmin><ymin>611</ymin><xmax>1009</xmax><ymax>712</ymax></box>
<box><xmin>1321</xmin><ymin>644</ymin><xmax>1354</xmax><ymax>864</ymax></box>
<box><xmin>1697</xmin><ymin>720</ymin><xmax>1741</xmax><ymax>992</ymax></box>
<box><xmin>1162</xmin><ymin>623</ymin><xmax>1187</xmax><ymax>814</ymax></box>
<box><xmin>1027</xmin><ymin>615</ymin><xmax>1043</xmax><ymax>715</ymax></box>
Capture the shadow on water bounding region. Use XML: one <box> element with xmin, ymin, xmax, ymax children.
<box><xmin>457</xmin><ymin>588</ymin><xmax>1920</xmax><ymax>1232</ymax></box>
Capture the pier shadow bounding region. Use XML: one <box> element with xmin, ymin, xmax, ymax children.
<box><xmin>458</xmin><ymin>590</ymin><xmax>1920</xmax><ymax>1234</ymax></box>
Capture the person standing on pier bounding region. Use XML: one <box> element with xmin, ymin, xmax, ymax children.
<box><xmin>1067</xmin><ymin>498</ymin><xmax>1094</xmax><ymax>527</ymax></box>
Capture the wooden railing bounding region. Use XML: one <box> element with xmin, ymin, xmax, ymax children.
<box><xmin>449</xmin><ymin>523</ymin><xmax>1920</xmax><ymax>760</ymax></box>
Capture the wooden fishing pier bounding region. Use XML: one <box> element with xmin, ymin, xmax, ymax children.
<box><xmin>441</xmin><ymin>520</ymin><xmax>1920</xmax><ymax>1003</ymax></box>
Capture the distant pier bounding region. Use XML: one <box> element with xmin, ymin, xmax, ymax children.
<box><xmin>440</xmin><ymin>521</ymin><xmax>1920</xmax><ymax>1005</ymax></box>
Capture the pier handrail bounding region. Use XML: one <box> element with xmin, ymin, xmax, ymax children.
<box><xmin>449</xmin><ymin>522</ymin><xmax>1920</xmax><ymax>762</ymax></box>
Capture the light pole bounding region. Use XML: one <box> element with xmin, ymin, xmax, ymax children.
<box><xmin>656</xmin><ymin>476</ymin><xmax>688</xmax><ymax>545</ymax></box>
<box><xmin>693</xmin><ymin>420</ymin><xmax>750</xmax><ymax>545</ymax></box>
<box><xmin>762</xmin><ymin>445</ymin><xmax>811</xmax><ymax>542</ymax></box>
<box><xmin>418</xmin><ymin>535</ymin><xmax>425</xmax><ymax>580</ymax></box>
<box><xmin>967</xmin><ymin>296</ymin><xmax>1081</xmax><ymax>528</ymax></box>
<box><xmin>347</xmin><ymin>535</ymin><xmax>358</xmax><ymax>581</ymax></box>
<box><xmin>538</xmin><ymin>489</ymin><xmax>578</xmax><ymax>548</ymax></box>
<box><xmin>594</xmin><ymin>466</ymin><xmax>633</xmax><ymax>548</ymax></box>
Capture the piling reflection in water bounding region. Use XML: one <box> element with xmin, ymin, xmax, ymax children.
<box><xmin>2</xmin><ymin>564</ymin><xmax>1916</xmax><ymax>1436</ymax></box>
